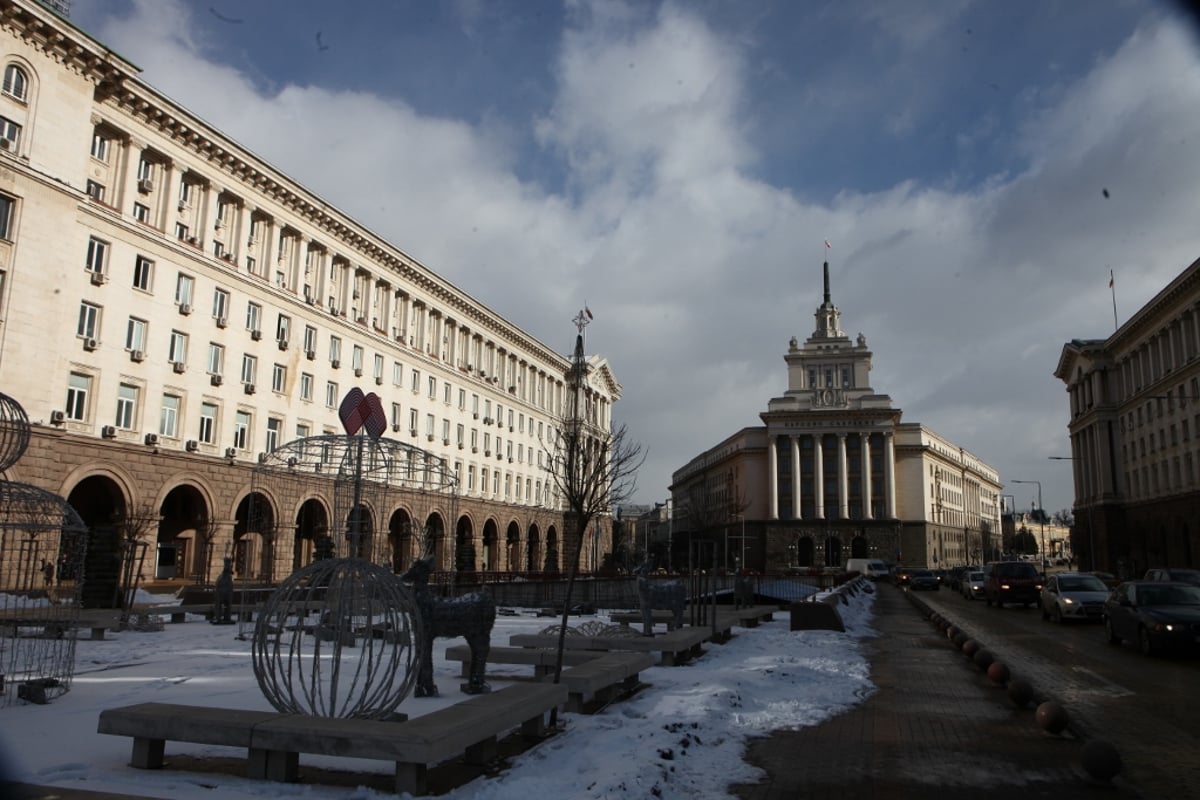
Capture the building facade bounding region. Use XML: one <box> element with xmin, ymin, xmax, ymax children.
<box><xmin>1055</xmin><ymin>256</ymin><xmax>1200</xmax><ymax>575</ymax></box>
<box><xmin>0</xmin><ymin>0</ymin><xmax>620</xmax><ymax>601</ymax></box>
<box><xmin>670</xmin><ymin>261</ymin><xmax>1002</xmax><ymax>571</ymax></box>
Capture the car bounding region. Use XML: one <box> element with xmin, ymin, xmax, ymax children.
<box><xmin>1143</xmin><ymin>568</ymin><xmax>1200</xmax><ymax>587</ymax></box>
<box><xmin>845</xmin><ymin>558</ymin><xmax>890</xmax><ymax>580</ymax></box>
<box><xmin>893</xmin><ymin>567</ymin><xmax>914</xmax><ymax>587</ymax></box>
<box><xmin>1039</xmin><ymin>572</ymin><xmax>1110</xmax><ymax>623</ymax></box>
<box><xmin>1102</xmin><ymin>580</ymin><xmax>1200</xmax><ymax>656</ymax></box>
<box><xmin>907</xmin><ymin>569</ymin><xmax>939</xmax><ymax>590</ymax></box>
<box><xmin>984</xmin><ymin>561</ymin><xmax>1043</xmax><ymax>607</ymax></box>
<box><xmin>961</xmin><ymin>570</ymin><xmax>986</xmax><ymax>600</ymax></box>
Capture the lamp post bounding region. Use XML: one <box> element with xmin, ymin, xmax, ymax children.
<box><xmin>1011</xmin><ymin>479</ymin><xmax>1045</xmax><ymax>578</ymax></box>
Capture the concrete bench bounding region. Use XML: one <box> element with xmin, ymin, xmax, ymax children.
<box><xmin>443</xmin><ymin>646</ymin><xmax>653</xmax><ymax>713</ymax></box>
<box><xmin>608</xmin><ymin>609</ymin><xmax>685</xmax><ymax>631</ymax></box>
<box><xmin>97</xmin><ymin>683</ymin><xmax>567</xmax><ymax>796</ymax></box>
<box><xmin>510</xmin><ymin>624</ymin><xmax>711</xmax><ymax>666</ymax></box>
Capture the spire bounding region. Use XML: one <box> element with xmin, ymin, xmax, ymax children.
<box><xmin>823</xmin><ymin>260</ymin><xmax>831</xmax><ymax>305</ymax></box>
<box><xmin>813</xmin><ymin>257</ymin><xmax>844</xmax><ymax>339</ymax></box>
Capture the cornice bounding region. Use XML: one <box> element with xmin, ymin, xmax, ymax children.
<box><xmin>1</xmin><ymin>0</ymin><xmax>136</xmax><ymax>85</ymax></box>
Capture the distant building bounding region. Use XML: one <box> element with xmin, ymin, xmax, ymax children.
<box><xmin>1055</xmin><ymin>256</ymin><xmax>1200</xmax><ymax>575</ymax></box>
<box><xmin>0</xmin><ymin>0</ymin><xmax>620</xmax><ymax>602</ymax></box>
<box><xmin>670</xmin><ymin>260</ymin><xmax>1002</xmax><ymax>571</ymax></box>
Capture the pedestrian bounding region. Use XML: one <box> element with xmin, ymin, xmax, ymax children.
<box><xmin>42</xmin><ymin>558</ymin><xmax>54</xmax><ymax>587</ymax></box>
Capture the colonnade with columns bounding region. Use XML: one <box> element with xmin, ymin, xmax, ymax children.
<box><xmin>766</xmin><ymin>430</ymin><xmax>896</xmax><ymax>521</ymax></box>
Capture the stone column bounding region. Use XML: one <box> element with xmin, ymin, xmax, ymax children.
<box><xmin>838</xmin><ymin>433</ymin><xmax>849</xmax><ymax>519</ymax></box>
<box><xmin>813</xmin><ymin>434</ymin><xmax>825</xmax><ymax>519</ymax></box>
<box><xmin>884</xmin><ymin>432</ymin><xmax>897</xmax><ymax>518</ymax></box>
<box><xmin>861</xmin><ymin>432</ymin><xmax>872</xmax><ymax>519</ymax></box>
<box><xmin>767</xmin><ymin>434</ymin><xmax>779</xmax><ymax>520</ymax></box>
<box><xmin>790</xmin><ymin>435</ymin><xmax>802</xmax><ymax>520</ymax></box>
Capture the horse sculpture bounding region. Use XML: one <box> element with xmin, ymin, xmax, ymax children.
<box><xmin>634</xmin><ymin>561</ymin><xmax>686</xmax><ymax>637</ymax></box>
<box><xmin>400</xmin><ymin>555</ymin><xmax>496</xmax><ymax>696</ymax></box>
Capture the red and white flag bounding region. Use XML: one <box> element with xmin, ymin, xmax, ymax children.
<box><xmin>824</xmin><ymin>239</ymin><xmax>832</xmax><ymax>249</ymax></box>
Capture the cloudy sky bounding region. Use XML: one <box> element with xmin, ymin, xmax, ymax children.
<box><xmin>69</xmin><ymin>0</ymin><xmax>1200</xmax><ymax>515</ymax></box>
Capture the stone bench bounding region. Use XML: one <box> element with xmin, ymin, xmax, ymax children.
<box><xmin>443</xmin><ymin>645</ymin><xmax>653</xmax><ymax>713</ymax></box>
<box><xmin>510</xmin><ymin>624</ymin><xmax>712</xmax><ymax>666</ymax></box>
<box><xmin>97</xmin><ymin>683</ymin><xmax>567</xmax><ymax>796</ymax></box>
<box><xmin>608</xmin><ymin>609</ymin><xmax>685</xmax><ymax>631</ymax></box>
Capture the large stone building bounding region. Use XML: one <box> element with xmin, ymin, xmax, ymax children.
<box><xmin>0</xmin><ymin>0</ymin><xmax>619</xmax><ymax>601</ymax></box>
<box><xmin>670</xmin><ymin>261</ymin><xmax>1002</xmax><ymax>571</ymax></box>
<box><xmin>1055</xmin><ymin>256</ymin><xmax>1200</xmax><ymax>576</ymax></box>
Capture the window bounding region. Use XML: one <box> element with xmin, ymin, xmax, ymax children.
<box><xmin>233</xmin><ymin>411</ymin><xmax>250</xmax><ymax>450</ymax></box>
<box><xmin>137</xmin><ymin>158</ymin><xmax>152</xmax><ymax>182</ymax></box>
<box><xmin>352</xmin><ymin>345</ymin><xmax>364</xmax><ymax>374</ymax></box>
<box><xmin>246</xmin><ymin>301</ymin><xmax>261</xmax><ymax>332</ymax></box>
<box><xmin>241</xmin><ymin>354</ymin><xmax>257</xmax><ymax>385</ymax></box>
<box><xmin>272</xmin><ymin>363</ymin><xmax>286</xmax><ymax>393</ymax></box>
<box><xmin>175</xmin><ymin>273</ymin><xmax>194</xmax><ymax>306</ymax></box>
<box><xmin>132</xmin><ymin>256</ymin><xmax>153</xmax><ymax>292</ymax></box>
<box><xmin>427</xmin><ymin>375</ymin><xmax>436</xmax><ymax>399</ymax></box>
<box><xmin>132</xmin><ymin>203</ymin><xmax>150</xmax><ymax>224</ymax></box>
<box><xmin>77</xmin><ymin>302</ymin><xmax>100</xmax><ymax>339</ymax></box>
<box><xmin>212</xmin><ymin>288</ymin><xmax>229</xmax><ymax>321</ymax></box>
<box><xmin>0</xmin><ymin>193</ymin><xmax>12</xmax><ymax>239</ymax></box>
<box><xmin>393</xmin><ymin>361</ymin><xmax>403</xmax><ymax>386</ymax></box>
<box><xmin>86</xmin><ymin>181</ymin><xmax>105</xmax><ymax>202</ymax></box>
<box><xmin>168</xmin><ymin>330</ymin><xmax>187</xmax><ymax>364</ymax></box>
<box><xmin>199</xmin><ymin>402</ymin><xmax>217</xmax><ymax>444</ymax></box>
<box><xmin>115</xmin><ymin>383</ymin><xmax>137</xmax><ymax>430</ymax></box>
<box><xmin>208</xmin><ymin>342</ymin><xmax>224</xmax><ymax>375</ymax></box>
<box><xmin>303</xmin><ymin>325</ymin><xmax>317</xmax><ymax>354</ymax></box>
<box><xmin>0</xmin><ymin>116</ymin><xmax>20</xmax><ymax>150</ymax></box>
<box><xmin>443</xmin><ymin>382</ymin><xmax>451</xmax><ymax>404</ymax></box>
<box><xmin>276</xmin><ymin>314</ymin><xmax>290</xmax><ymax>342</ymax></box>
<box><xmin>458</xmin><ymin>389</ymin><xmax>466</xmax><ymax>410</ymax></box>
<box><xmin>425</xmin><ymin>413</ymin><xmax>435</xmax><ymax>437</ymax></box>
<box><xmin>409</xmin><ymin>408</ymin><xmax>418</xmax><ymax>433</ymax></box>
<box><xmin>300</xmin><ymin>373</ymin><xmax>313</xmax><ymax>401</ymax></box>
<box><xmin>90</xmin><ymin>130</ymin><xmax>109</xmax><ymax>162</ymax></box>
<box><xmin>266</xmin><ymin>417</ymin><xmax>283</xmax><ymax>452</ymax></box>
<box><xmin>86</xmin><ymin>237</ymin><xmax>108</xmax><ymax>275</ymax></box>
<box><xmin>391</xmin><ymin>402</ymin><xmax>402</xmax><ymax>428</ymax></box>
<box><xmin>175</xmin><ymin>222</ymin><xmax>189</xmax><ymax>241</ymax></box>
<box><xmin>2</xmin><ymin>65</ymin><xmax>28</xmax><ymax>101</ymax></box>
<box><xmin>179</xmin><ymin>180</ymin><xmax>193</xmax><ymax>206</ymax></box>
<box><xmin>296</xmin><ymin>422</ymin><xmax>310</xmax><ymax>440</ymax></box>
<box><xmin>159</xmin><ymin>394</ymin><xmax>180</xmax><ymax>438</ymax></box>
<box><xmin>329</xmin><ymin>335</ymin><xmax>342</xmax><ymax>364</ymax></box>
<box><xmin>373</xmin><ymin>354</ymin><xmax>384</xmax><ymax>382</ymax></box>
<box><xmin>325</xmin><ymin>381</ymin><xmax>338</xmax><ymax>408</ymax></box>
<box><xmin>65</xmin><ymin>372</ymin><xmax>90</xmax><ymax>421</ymax></box>
<box><xmin>411</xmin><ymin>369</ymin><xmax>420</xmax><ymax>393</ymax></box>
<box><xmin>442</xmin><ymin>419</ymin><xmax>450</xmax><ymax>442</ymax></box>
<box><xmin>126</xmin><ymin>318</ymin><xmax>147</xmax><ymax>352</ymax></box>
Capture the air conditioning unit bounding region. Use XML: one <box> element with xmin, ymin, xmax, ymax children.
<box><xmin>130</xmin><ymin>349</ymin><xmax>144</xmax><ymax>362</ymax></box>
<box><xmin>250</xmin><ymin>329</ymin><xmax>262</xmax><ymax>341</ymax></box>
<box><xmin>0</xmin><ymin>137</ymin><xmax>14</xmax><ymax>151</ymax></box>
<box><xmin>277</xmin><ymin>338</ymin><xmax>289</xmax><ymax>351</ymax></box>
<box><xmin>215</xmin><ymin>315</ymin><xmax>228</xmax><ymax>328</ymax></box>
<box><xmin>177</xmin><ymin>201</ymin><xmax>187</xmax><ymax>212</ymax></box>
<box><xmin>172</xmin><ymin>361</ymin><xmax>186</xmax><ymax>373</ymax></box>
<box><xmin>144</xmin><ymin>433</ymin><xmax>159</xmax><ymax>446</ymax></box>
<box><xmin>101</xmin><ymin>425</ymin><xmax>117</xmax><ymax>439</ymax></box>
<box><xmin>247</xmin><ymin>236</ymin><xmax>257</xmax><ymax>247</ymax></box>
<box><xmin>443</xmin><ymin>438</ymin><xmax>450</xmax><ymax>446</ymax></box>
<box><xmin>83</xmin><ymin>337</ymin><xmax>99</xmax><ymax>351</ymax></box>
<box><xmin>392</xmin><ymin>423</ymin><xmax>401</xmax><ymax>432</ymax></box>
<box><xmin>186</xmin><ymin>236</ymin><xmax>198</xmax><ymax>245</ymax></box>
<box><xmin>472</xmin><ymin>446</ymin><xmax>478</xmax><ymax>453</ymax></box>
<box><xmin>458</xmin><ymin>442</ymin><xmax>464</xmax><ymax>449</ymax></box>
<box><xmin>472</xmin><ymin>413</ymin><xmax>479</xmax><ymax>420</ymax></box>
<box><xmin>354</xmin><ymin>368</ymin><xmax>363</xmax><ymax>377</ymax></box>
<box><xmin>210</xmin><ymin>374</ymin><xmax>223</xmax><ymax>386</ymax></box>
<box><xmin>427</xmin><ymin>434</ymin><xmax>435</xmax><ymax>442</ymax></box>
<box><xmin>186</xmin><ymin>439</ymin><xmax>199</xmax><ymax>452</ymax></box>
<box><xmin>375</xmin><ymin>376</ymin><xmax>383</xmax><ymax>385</ymax></box>
<box><xmin>305</xmin><ymin>349</ymin><xmax>316</xmax><ymax>361</ymax></box>
<box><xmin>50</xmin><ymin>410</ymin><xmax>66</xmax><ymax>425</ymax></box>
<box><xmin>178</xmin><ymin>303</ymin><xmax>192</xmax><ymax>315</ymax></box>
<box><xmin>257</xmin><ymin>452</ymin><xmax>269</xmax><ymax>464</ymax></box>
<box><xmin>225</xmin><ymin>446</ymin><xmax>237</xmax><ymax>458</ymax></box>
<box><xmin>409</xmin><ymin>428</ymin><xmax>418</xmax><ymax>437</ymax></box>
<box><xmin>214</xmin><ymin>219</ymin><xmax>224</xmax><ymax>229</ymax></box>
<box><xmin>306</xmin><ymin>295</ymin><xmax>316</xmax><ymax>306</ymax></box>
<box><xmin>485</xmin><ymin>450</ymin><xmax>492</xmax><ymax>457</ymax></box>
<box><xmin>331</xmin><ymin>359</ymin><xmax>340</xmax><ymax>369</ymax></box>
<box><xmin>244</xmin><ymin>383</ymin><xmax>256</xmax><ymax>395</ymax></box>
<box><xmin>89</xmin><ymin>270</ymin><xmax>107</xmax><ymax>285</ymax></box>
<box><xmin>137</xmin><ymin>178</ymin><xmax>154</xmax><ymax>193</ymax></box>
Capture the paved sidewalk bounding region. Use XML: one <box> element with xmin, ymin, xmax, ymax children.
<box><xmin>731</xmin><ymin>583</ymin><xmax>1144</xmax><ymax>799</ymax></box>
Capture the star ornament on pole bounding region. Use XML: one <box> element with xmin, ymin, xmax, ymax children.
<box><xmin>573</xmin><ymin>306</ymin><xmax>592</xmax><ymax>334</ymax></box>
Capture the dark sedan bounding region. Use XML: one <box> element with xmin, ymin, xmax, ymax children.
<box><xmin>1102</xmin><ymin>580</ymin><xmax>1200</xmax><ymax>656</ymax></box>
<box><xmin>908</xmin><ymin>569</ymin><xmax>940</xmax><ymax>591</ymax></box>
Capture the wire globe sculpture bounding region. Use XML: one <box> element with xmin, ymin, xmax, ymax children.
<box><xmin>251</xmin><ymin>558</ymin><xmax>422</xmax><ymax>719</ymax></box>
<box><xmin>0</xmin><ymin>391</ymin><xmax>31</xmax><ymax>471</ymax></box>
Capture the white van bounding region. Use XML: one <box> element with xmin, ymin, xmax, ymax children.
<box><xmin>845</xmin><ymin>558</ymin><xmax>889</xmax><ymax>580</ymax></box>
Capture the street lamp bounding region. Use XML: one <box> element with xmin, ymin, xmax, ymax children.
<box><xmin>1011</xmin><ymin>479</ymin><xmax>1046</xmax><ymax>578</ymax></box>
<box><xmin>1049</xmin><ymin>456</ymin><xmax>1095</xmax><ymax>571</ymax></box>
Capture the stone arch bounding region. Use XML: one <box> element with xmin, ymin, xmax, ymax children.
<box><xmin>293</xmin><ymin>496</ymin><xmax>331</xmax><ymax>572</ymax></box>
<box><xmin>387</xmin><ymin>507</ymin><xmax>416</xmax><ymax>573</ymax></box>
<box><xmin>65</xmin><ymin>473</ymin><xmax>128</xmax><ymax>608</ymax></box>
<box><xmin>823</xmin><ymin>535</ymin><xmax>843</xmax><ymax>568</ymax></box>
<box><xmin>233</xmin><ymin>491</ymin><xmax>276</xmax><ymax>582</ymax></box>
<box><xmin>526</xmin><ymin>523</ymin><xmax>542</xmax><ymax>572</ymax></box>
<box><xmin>850</xmin><ymin>534</ymin><xmax>869</xmax><ymax>560</ymax></box>
<box><xmin>505</xmin><ymin>520</ymin><xmax>521</xmax><ymax>572</ymax></box>
<box><xmin>480</xmin><ymin>518</ymin><xmax>501</xmax><ymax>572</ymax></box>
<box><xmin>344</xmin><ymin>502</ymin><xmax>376</xmax><ymax>561</ymax></box>
<box><xmin>156</xmin><ymin>483</ymin><xmax>212</xmax><ymax>582</ymax></box>
<box><xmin>455</xmin><ymin>515</ymin><xmax>476</xmax><ymax>571</ymax></box>
<box><xmin>544</xmin><ymin>526</ymin><xmax>559</xmax><ymax>573</ymax></box>
<box><xmin>424</xmin><ymin>512</ymin><xmax>447</xmax><ymax>570</ymax></box>
<box><xmin>796</xmin><ymin>536</ymin><xmax>815</xmax><ymax>567</ymax></box>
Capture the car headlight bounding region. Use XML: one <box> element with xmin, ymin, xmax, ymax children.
<box><xmin>1000</xmin><ymin>583</ymin><xmax>1011</xmax><ymax>590</ymax></box>
<box><xmin>1151</xmin><ymin>623</ymin><xmax>1175</xmax><ymax>633</ymax></box>
<box><xmin>1062</xmin><ymin>597</ymin><xmax>1075</xmax><ymax>605</ymax></box>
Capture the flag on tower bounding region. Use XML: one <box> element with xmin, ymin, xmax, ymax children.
<box><xmin>1108</xmin><ymin>270</ymin><xmax>1114</xmax><ymax>288</ymax></box>
<box><xmin>585</xmin><ymin>306</ymin><xmax>593</xmax><ymax>320</ymax></box>
<box><xmin>824</xmin><ymin>239</ymin><xmax>832</xmax><ymax>249</ymax></box>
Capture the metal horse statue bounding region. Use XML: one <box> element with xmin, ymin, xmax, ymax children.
<box><xmin>400</xmin><ymin>555</ymin><xmax>496</xmax><ymax>696</ymax></box>
<box><xmin>634</xmin><ymin>561</ymin><xmax>686</xmax><ymax>636</ymax></box>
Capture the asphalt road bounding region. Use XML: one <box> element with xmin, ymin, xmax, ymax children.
<box><xmin>919</xmin><ymin>584</ymin><xmax>1200</xmax><ymax>800</ymax></box>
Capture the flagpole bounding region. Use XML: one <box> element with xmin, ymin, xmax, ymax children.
<box><xmin>1109</xmin><ymin>269</ymin><xmax>1118</xmax><ymax>332</ymax></box>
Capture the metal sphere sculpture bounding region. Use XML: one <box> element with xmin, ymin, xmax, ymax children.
<box><xmin>251</xmin><ymin>558</ymin><xmax>422</xmax><ymax>719</ymax></box>
<box><xmin>0</xmin><ymin>391</ymin><xmax>31</xmax><ymax>471</ymax></box>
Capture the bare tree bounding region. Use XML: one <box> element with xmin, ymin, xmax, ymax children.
<box><xmin>113</xmin><ymin>502</ymin><xmax>159</xmax><ymax>619</ymax></box>
<box><xmin>543</xmin><ymin>326</ymin><xmax>644</xmax><ymax>720</ymax></box>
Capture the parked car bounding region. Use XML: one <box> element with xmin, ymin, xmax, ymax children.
<box><xmin>1143</xmin><ymin>568</ymin><xmax>1200</xmax><ymax>587</ymax></box>
<box><xmin>984</xmin><ymin>561</ymin><xmax>1043</xmax><ymax>608</ymax></box>
<box><xmin>1039</xmin><ymin>572</ymin><xmax>1110</xmax><ymax>623</ymax></box>
<box><xmin>1089</xmin><ymin>571</ymin><xmax>1120</xmax><ymax>589</ymax></box>
<box><xmin>961</xmin><ymin>570</ymin><xmax>986</xmax><ymax>600</ymax></box>
<box><xmin>893</xmin><ymin>567</ymin><xmax>914</xmax><ymax>587</ymax></box>
<box><xmin>907</xmin><ymin>569</ymin><xmax>939</xmax><ymax>591</ymax></box>
<box><xmin>1102</xmin><ymin>580</ymin><xmax>1200</xmax><ymax>656</ymax></box>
